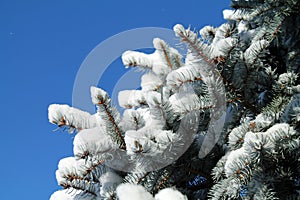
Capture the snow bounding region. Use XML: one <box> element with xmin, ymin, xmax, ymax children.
<box><xmin>48</xmin><ymin>104</ymin><xmax>97</xmax><ymax>132</ymax></box>
<box><xmin>210</xmin><ymin>37</ymin><xmax>237</xmax><ymax>58</ymax></box>
<box><xmin>55</xmin><ymin>157</ymin><xmax>98</xmax><ymax>184</ymax></box>
<box><xmin>237</xmin><ymin>21</ymin><xmax>256</xmax><ymax>41</ymax></box>
<box><xmin>223</xmin><ymin>9</ymin><xmax>234</xmax><ymax>20</ymax></box>
<box><xmin>150</xmin><ymin>51</ymin><xmax>170</xmax><ymax>77</ymax></box>
<box><xmin>124</xmin><ymin>129</ymin><xmax>172</xmax><ymax>155</ymax></box>
<box><xmin>73</xmin><ymin>127</ymin><xmax>117</xmax><ymax>158</ymax></box>
<box><xmin>169</xmin><ymin>92</ymin><xmax>202</xmax><ymax>114</ymax></box>
<box><xmin>50</xmin><ymin>190</ymin><xmax>75</xmax><ymax>200</ymax></box>
<box><xmin>122</xmin><ymin>50</ymin><xmax>153</xmax><ymax>69</ymax></box>
<box><xmin>152</xmin><ymin>38</ymin><xmax>167</xmax><ymax>50</ymax></box>
<box><xmin>228</xmin><ymin>122</ymin><xmax>249</xmax><ymax>148</ymax></box>
<box><xmin>120</xmin><ymin>109</ymin><xmax>143</xmax><ymax>131</ymax></box>
<box><xmin>118</xmin><ymin>90</ymin><xmax>146</xmax><ymax>108</ymax></box>
<box><xmin>264</xmin><ymin>123</ymin><xmax>296</xmax><ymax>141</ymax></box>
<box><xmin>244</xmin><ymin>40</ymin><xmax>269</xmax><ymax>64</ymax></box>
<box><xmin>154</xmin><ymin>188</ymin><xmax>188</xmax><ymax>200</ymax></box>
<box><xmin>237</xmin><ymin>20</ymin><xmax>248</xmax><ymax>33</ymax></box>
<box><xmin>223</xmin><ymin>9</ymin><xmax>252</xmax><ymax>21</ymax></box>
<box><xmin>212</xmin><ymin>23</ymin><xmax>231</xmax><ymax>43</ymax></box>
<box><xmin>145</xmin><ymin>91</ymin><xmax>161</xmax><ymax>106</ymax></box>
<box><xmin>99</xmin><ymin>171</ymin><xmax>122</xmax><ymax>197</ymax></box>
<box><xmin>116</xmin><ymin>184</ymin><xmax>187</xmax><ymax>200</ymax></box>
<box><xmin>224</xmin><ymin>148</ymin><xmax>248</xmax><ymax>176</ymax></box>
<box><xmin>152</xmin><ymin>37</ymin><xmax>182</xmax><ymax>71</ymax></box>
<box><xmin>116</xmin><ymin>183</ymin><xmax>154</xmax><ymax>200</ymax></box>
<box><xmin>50</xmin><ymin>189</ymin><xmax>95</xmax><ymax>200</ymax></box>
<box><xmin>226</xmin><ymin>179</ymin><xmax>240</xmax><ymax>198</ymax></box>
<box><xmin>99</xmin><ymin>171</ymin><xmax>122</xmax><ymax>185</ymax></box>
<box><xmin>124</xmin><ymin>127</ymin><xmax>183</xmax><ymax>171</ymax></box>
<box><xmin>122</xmin><ymin>45</ymin><xmax>170</xmax><ymax>78</ymax></box>
<box><xmin>166</xmin><ymin>63</ymin><xmax>202</xmax><ymax>89</ymax></box>
<box><xmin>55</xmin><ymin>157</ymin><xmax>77</xmax><ymax>185</ymax></box>
<box><xmin>90</xmin><ymin>86</ymin><xmax>110</xmax><ymax>105</ymax></box>
<box><xmin>141</xmin><ymin>72</ymin><xmax>163</xmax><ymax>92</ymax></box>
<box><xmin>200</xmin><ymin>26</ymin><xmax>216</xmax><ymax>41</ymax></box>
<box><xmin>243</xmin><ymin>131</ymin><xmax>263</xmax><ymax>154</ymax></box>
<box><xmin>253</xmin><ymin>114</ymin><xmax>273</xmax><ymax>132</ymax></box>
<box><xmin>278</xmin><ymin>72</ymin><xmax>297</xmax><ymax>86</ymax></box>
<box><xmin>173</xmin><ymin>24</ymin><xmax>192</xmax><ymax>39</ymax></box>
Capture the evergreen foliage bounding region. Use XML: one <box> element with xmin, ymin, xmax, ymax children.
<box><xmin>48</xmin><ymin>0</ymin><xmax>300</xmax><ymax>199</ymax></box>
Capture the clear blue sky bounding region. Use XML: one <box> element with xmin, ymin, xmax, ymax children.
<box><xmin>0</xmin><ymin>0</ymin><xmax>230</xmax><ymax>199</ymax></box>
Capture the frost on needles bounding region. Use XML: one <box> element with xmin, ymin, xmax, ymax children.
<box><xmin>48</xmin><ymin>0</ymin><xmax>300</xmax><ymax>199</ymax></box>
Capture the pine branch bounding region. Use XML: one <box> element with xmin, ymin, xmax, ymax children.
<box><xmin>101</xmin><ymin>104</ymin><xmax>126</xmax><ymax>149</ymax></box>
<box><xmin>174</xmin><ymin>24</ymin><xmax>258</xmax><ymax>114</ymax></box>
<box><xmin>118</xmin><ymin>90</ymin><xmax>147</xmax><ymax>108</ymax></box>
<box><xmin>48</xmin><ymin>104</ymin><xmax>97</xmax><ymax>133</ymax></box>
<box><xmin>61</xmin><ymin>184</ymin><xmax>97</xmax><ymax>196</ymax></box>
<box><xmin>166</xmin><ymin>63</ymin><xmax>202</xmax><ymax>89</ymax></box>
<box><xmin>174</xmin><ymin>25</ymin><xmax>212</xmax><ymax>66</ymax></box>
<box><xmin>122</xmin><ymin>50</ymin><xmax>153</xmax><ymax>70</ymax></box>
<box><xmin>156</xmin><ymin>40</ymin><xmax>173</xmax><ymax>70</ymax></box>
<box><xmin>141</xmin><ymin>72</ymin><xmax>163</xmax><ymax>92</ymax></box>
<box><xmin>153</xmin><ymin>38</ymin><xmax>183</xmax><ymax>71</ymax></box>
<box><xmin>244</xmin><ymin>40</ymin><xmax>269</xmax><ymax>66</ymax></box>
<box><xmin>83</xmin><ymin>159</ymin><xmax>105</xmax><ymax>177</ymax></box>
<box><xmin>91</xmin><ymin>86</ymin><xmax>126</xmax><ymax>149</ymax></box>
<box><xmin>154</xmin><ymin>171</ymin><xmax>173</xmax><ymax>193</ymax></box>
<box><xmin>124</xmin><ymin>172</ymin><xmax>151</xmax><ymax>185</ymax></box>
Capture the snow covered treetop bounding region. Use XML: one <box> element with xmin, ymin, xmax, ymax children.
<box><xmin>48</xmin><ymin>0</ymin><xmax>300</xmax><ymax>199</ymax></box>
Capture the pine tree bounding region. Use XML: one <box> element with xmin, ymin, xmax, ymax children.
<box><xmin>48</xmin><ymin>0</ymin><xmax>300</xmax><ymax>199</ymax></box>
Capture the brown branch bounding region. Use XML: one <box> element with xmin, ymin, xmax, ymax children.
<box><xmin>155</xmin><ymin>172</ymin><xmax>173</xmax><ymax>191</ymax></box>
<box><xmin>125</xmin><ymin>61</ymin><xmax>152</xmax><ymax>69</ymax></box>
<box><xmin>65</xmin><ymin>174</ymin><xmax>88</xmax><ymax>182</ymax></box>
<box><xmin>63</xmin><ymin>159</ymin><xmax>105</xmax><ymax>184</ymax></box>
<box><xmin>269</xmin><ymin>23</ymin><xmax>282</xmax><ymax>42</ymax></box>
<box><xmin>136</xmin><ymin>172</ymin><xmax>150</xmax><ymax>184</ymax></box>
<box><xmin>98</xmin><ymin>102</ymin><xmax>126</xmax><ymax>149</ymax></box>
<box><xmin>175</xmin><ymin>55</ymin><xmax>182</xmax><ymax>67</ymax></box>
<box><xmin>83</xmin><ymin>159</ymin><xmax>105</xmax><ymax>177</ymax></box>
<box><xmin>133</xmin><ymin>116</ymin><xmax>139</xmax><ymax>131</ymax></box>
<box><xmin>109</xmin><ymin>193</ymin><xmax>115</xmax><ymax>200</ymax></box>
<box><xmin>61</xmin><ymin>183</ymin><xmax>97</xmax><ymax>196</ymax></box>
<box><xmin>159</xmin><ymin>41</ymin><xmax>173</xmax><ymax>70</ymax></box>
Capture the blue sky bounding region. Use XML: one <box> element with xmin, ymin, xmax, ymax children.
<box><xmin>0</xmin><ymin>0</ymin><xmax>229</xmax><ymax>199</ymax></box>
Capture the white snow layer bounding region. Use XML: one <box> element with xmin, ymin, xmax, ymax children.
<box><xmin>124</xmin><ymin>129</ymin><xmax>176</xmax><ymax>155</ymax></box>
<box><xmin>224</xmin><ymin>148</ymin><xmax>248</xmax><ymax>176</ymax></box>
<box><xmin>55</xmin><ymin>157</ymin><xmax>77</xmax><ymax>185</ymax></box>
<box><xmin>48</xmin><ymin>104</ymin><xmax>98</xmax><ymax>130</ymax></box>
<box><xmin>169</xmin><ymin>92</ymin><xmax>202</xmax><ymax>114</ymax></box>
<box><xmin>116</xmin><ymin>184</ymin><xmax>187</xmax><ymax>200</ymax></box>
<box><xmin>200</xmin><ymin>26</ymin><xmax>216</xmax><ymax>41</ymax></box>
<box><xmin>141</xmin><ymin>72</ymin><xmax>163</xmax><ymax>91</ymax></box>
<box><xmin>116</xmin><ymin>183</ymin><xmax>154</xmax><ymax>200</ymax></box>
<box><xmin>223</xmin><ymin>9</ymin><xmax>234</xmax><ymax>20</ymax></box>
<box><xmin>99</xmin><ymin>171</ymin><xmax>122</xmax><ymax>197</ymax></box>
<box><xmin>122</xmin><ymin>50</ymin><xmax>153</xmax><ymax>69</ymax></box>
<box><xmin>122</xmin><ymin>47</ymin><xmax>170</xmax><ymax>77</ymax></box>
<box><xmin>73</xmin><ymin>127</ymin><xmax>117</xmax><ymax>158</ymax></box>
<box><xmin>90</xmin><ymin>86</ymin><xmax>110</xmax><ymax>105</ymax></box>
<box><xmin>154</xmin><ymin>188</ymin><xmax>188</xmax><ymax>200</ymax></box>
<box><xmin>50</xmin><ymin>189</ymin><xmax>96</xmax><ymax>200</ymax></box>
<box><xmin>118</xmin><ymin>90</ymin><xmax>146</xmax><ymax>108</ymax></box>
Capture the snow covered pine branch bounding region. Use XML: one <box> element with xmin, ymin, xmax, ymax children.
<box><xmin>48</xmin><ymin>0</ymin><xmax>300</xmax><ymax>199</ymax></box>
